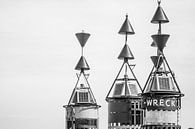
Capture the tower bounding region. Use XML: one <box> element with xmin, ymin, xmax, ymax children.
<box><xmin>63</xmin><ymin>31</ymin><xmax>101</xmax><ymax>129</ymax></box>
<box><xmin>141</xmin><ymin>1</ymin><xmax>184</xmax><ymax>129</ymax></box>
<box><xmin>105</xmin><ymin>15</ymin><xmax>143</xmax><ymax>129</ymax></box>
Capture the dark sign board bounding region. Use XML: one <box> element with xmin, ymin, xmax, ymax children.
<box><xmin>142</xmin><ymin>98</ymin><xmax>180</xmax><ymax>110</ymax></box>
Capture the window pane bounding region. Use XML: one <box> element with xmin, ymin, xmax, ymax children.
<box><xmin>113</xmin><ymin>83</ymin><xmax>124</xmax><ymax>96</ymax></box>
<box><xmin>131</xmin><ymin>102</ymin><xmax>135</xmax><ymax>109</ymax></box>
<box><xmin>128</xmin><ymin>84</ymin><xmax>138</xmax><ymax>95</ymax></box>
<box><xmin>159</xmin><ymin>77</ymin><xmax>170</xmax><ymax>90</ymax></box>
<box><xmin>79</xmin><ymin>92</ymin><xmax>89</xmax><ymax>102</ymax></box>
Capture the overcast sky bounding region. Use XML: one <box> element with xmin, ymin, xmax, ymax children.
<box><xmin>0</xmin><ymin>0</ymin><xmax>195</xmax><ymax>129</ymax></box>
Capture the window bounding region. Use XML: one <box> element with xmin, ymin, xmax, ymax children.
<box><xmin>130</xmin><ymin>101</ymin><xmax>143</xmax><ymax>125</ymax></box>
<box><xmin>151</xmin><ymin>77</ymin><xmax>158</xmax><ymax>91</ymax></box>
<box><xmin>72</xmin><ymin>92</ymin><xmax>77</xmax><ymax>103</ymax></box>
<box><xmin>131</xmin><ymin>110</ymin><xmax>135</xmax><ymax>125</ymax></box>
<box><xmin>78</xmin><ymin>92</ymin><xmax>89</xmax><ymax>102</ymax></box>
<box><xmin>128</xmin><ymin>84</ymin><xmax>138</xmax><ymax>95</ymax></box>
<box><xmin>113</xmin><ymin>83</ymin><xmax>124</xmax><ymax>96</ymax></box>
<box><xmin>75</xmin><ymin>119</ymin><xmax>97</xmax><ymax>127</ymax></box>
<box><xmin>159</xmin><ymin>77</ymin><xmax>170</xmax><ymax>90</ymax></box>
<box><xmin>131</xmin><ymin>102</ymin><xmax>135</xmax><ymax>109</ymax></box>
<box><xmin>136</xmin><ymin>110</ymin><xmax>141</xmax><ymax>125</ymax></box>
<box><xmin>135</xmin><ymin>102</ymin><xmax>139</xmax><ymax>108</ymax></box>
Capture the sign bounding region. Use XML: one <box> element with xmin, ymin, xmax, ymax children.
<box><xmin>143</xmin><ymin>98</ymin><xmax>179</xmax><ymax>110</ymax></box>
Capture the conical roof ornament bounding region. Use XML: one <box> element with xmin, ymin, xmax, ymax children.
<box><xmin>118</xmin><ymin>44</ymin><xmax>134</xmax><ymax>60</ymax></box>
<box><xmin>151</xmin><ymin>56</ymin><xmax>163</xmax><ymax>69</ymax></box>
<box><xmin>151</xmin><ymin>34</ymin><xmax>170</xmax><ymax>52</ymax></box>
<box><xmin>75</xmin><ymin>31</ymin><xmax>90</xmax><ymax>47</ymax></box>
<box><xmin>151</xmin><ymin>0</ymin><xmax>169</xmax><ymax>24</ymax></box>
<box><xmin>118</xmin><ymin>15</ymin><xmax>135</xmax><ymax>35</ymax></box>
<box><xmin>75</xmin><ymin>56</ymin><xmax>90</xmax><ymax>70</ymax></box>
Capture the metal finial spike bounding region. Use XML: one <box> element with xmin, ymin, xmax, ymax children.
<box><xmin>118</xmin><ymin>44</ymin><xmax>134</xmax><ymax>60</ymax></box>
<box><xmin>151</xmin><ymin>34</ymin><xmax>170</xmax><ymax>52</ymax></box>
<box><xmin>151</xmin><ymin>4</ymin><xmax>169</xmax><ymax>24</ymax></box>
<box><xmin>75</xmin><ymin>56</ymin><xmax>90</xmax><ymax>71</ymax></box>
<box><xmin>75</xmin><ymin>31</ymin><xmax>90</xmax><ymax>47</ymax></box>
<box><xmin>158</xmin><ymin>0</ymin><xmax>161</xmax><ymax>5</ymax></box>
<box><xmin>126</xmin><ymin>14</ymin><xmax>128</xmax><ymax>18</ymax></box>
<box><xmin>118</xmin><ymin>15</ymin><xmax>135</xmax><ymax>35</ymax></box>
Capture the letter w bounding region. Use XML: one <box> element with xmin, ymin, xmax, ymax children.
<box><xmin>146</xmin><ymin>100</ymin><xmax>153</xmax><ymax>106</ymax></box>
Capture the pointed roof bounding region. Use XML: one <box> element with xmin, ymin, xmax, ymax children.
<box><xmin>75</xmin><ymin>56</ymin><xmax>90</xmax><ymax>70</ymax></box>
<box><xmin>106</xmin><ymin>61</ymin><xmax>142</xmax><ymax>99</ymax></box>
<box><xmin>118</xmin><ymin>15</ymin><xmax>135</xmax><ymax>35</ymax></box>
<box><xmin>118</xmin><ymin>44</ymin><xmax>134</xmax><ymax>60</ymax></box>
<box><xmin>151</xmin><ymin>4</ymin><xmax>169</xmax><ymax>24</ymax></box>
<box><xmin>68</xmin><ymin>72</ymin><xmax>97</xmax><ymax>105</ymax></box>
<box><xmin>143</xmin><ymin>55</ymin><xmax>183</xmax><ymax>96</ymax></box>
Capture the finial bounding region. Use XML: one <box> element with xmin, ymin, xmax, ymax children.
<box><xmin>118</xmin><ymin>44</ymin><xmax>134</xmax><ymax>60</ymax></box>
<box><xmin>158</xmin><ymin>0</ymin><xmax>161</xmax><ymax>6</ymax></box>
<box><xmin>151</xmin><ymin>34</ymin><xmax>170</xmax><ymax>53</ymax></box>
<box><xmin>118</xmin><ymin>14</ymin><xmax>135</xmax><ymax>35</ymax></box>
<box><xmin>151</xmin><ymin>0</ymin><xmax>169</xmax><ymax>24</ymax></box>
<box><xmin>75</xmin><ymin>31</ymin><xmax>90</xmax><ymax>47</ymax></box>
<box><xmin>75</xmin><ymin>31</ymin><xmax>90</xmax><ymax>71</ymax></box>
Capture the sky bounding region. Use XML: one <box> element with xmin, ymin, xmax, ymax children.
<box><xmin>0</xmin><ymin>0</ymin><xmax>195</xmax><ymax>129</ymax></box>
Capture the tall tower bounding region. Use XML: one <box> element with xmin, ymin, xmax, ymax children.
<box><xmin>105</xmin><ymin>15</ymin><xmax>143</xmax><ymax>129</ymax></box>
<box><xmin>63</xmin><ymin>31</ymin><xmax>101</xmax><ymax>129</ymax></box>
<box><xmin>141</xmin><ymin>1</ymin><xmax>184</xmax><ymax>129</ymax></box>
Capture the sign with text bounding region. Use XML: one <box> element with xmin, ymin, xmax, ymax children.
<box><xmin>143</xmin><ymin>98</ymin><xmax>179</xmax><ymax>110</ymax></box>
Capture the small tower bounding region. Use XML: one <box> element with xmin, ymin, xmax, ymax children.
<box><xmin>63</xmin><ymin>31</ymin><xmax>101</xmax><ymax>129</ymax></box>
<box><xmin>142</xmin><ymin>1</ymin><xmax>184</xmax><ymax>129</ymax></box>
<box><xmin>105</xmin><ymin>15</ymin><xmax>143</xmax><ymax>129</ymax></box>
